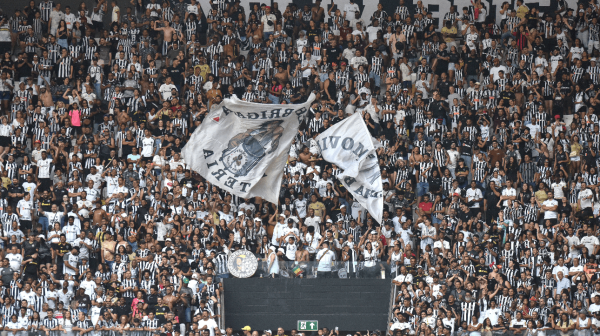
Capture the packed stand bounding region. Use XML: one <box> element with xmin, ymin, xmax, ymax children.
<box><xmin>2</xmin><ymin>0</ymin><xmax>600</xmax><ymax>334</ymax></box>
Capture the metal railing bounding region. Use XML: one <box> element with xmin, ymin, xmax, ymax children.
<box><xmin>219</xmin><ymin>281</ymin><xmax>225</xmax><ymax>330</ymax></box>
<box><xmin>386</xmin><ymin>283</ymin><xmax>399</xmax><ymax>336</ymax></box>
<box><xmin>255</xmin><ymin>260</ymin><xmax>394</xmax><ymax>278</ymax></box>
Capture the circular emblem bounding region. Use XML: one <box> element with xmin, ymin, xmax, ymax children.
<box><xmin>228</xmin><ymin>250</ymin><xmax>258</xmax><ymax>278</ymax></box>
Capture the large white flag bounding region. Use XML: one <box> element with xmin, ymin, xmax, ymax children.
<box><xmin>182</xmin><ymin>94</ymin><xmax>315</xmax><ymax>204</ymax></box>
<box><xmin>316</xmin><ymin>113</ymin><xmax>383</xmax><ymax>223</ymax></box>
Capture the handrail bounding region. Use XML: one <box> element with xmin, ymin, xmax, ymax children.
<box><xmin>386</xmin><ymin>282</ymin><xmax>398</xmax><ymax>336</ymax></box>
<box><xmin>219</xmin><ymin>279</ymin><xmax>225</xmax><ymax>330</ymax></box>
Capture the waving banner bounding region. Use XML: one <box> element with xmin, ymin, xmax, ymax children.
<box><xmin>183</xmin><ymin>94</ymin><xmax>315</xmax><ymax>204</ymax></box>
<box><xmin>316</xmin><ymin>113</ymin><xmax>383</xmax><ymax>223</ymax></box>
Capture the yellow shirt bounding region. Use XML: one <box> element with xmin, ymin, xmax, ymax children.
<box><xmin>441</xmin><ymin>26</ymin><xmax>457</xmax><ymax>42</ymax></box>
<box><xmin>517</xmin><ymin>5</ymin><xmax>529</xmax><ymax>19</ymax></box>
<box><xmin>308</xmin><ymin>201</ymin><xmax>326</xmax><ymax>218</ymax></box>
<box><xmin>199</xmin><ymin>64</ymin><xmax>210</xmax><ymax>83</ymax></box>
<box><xmin>1</xmin><ymin>177</ymin><xmax>10</xmax><ymax>189</ymax></box>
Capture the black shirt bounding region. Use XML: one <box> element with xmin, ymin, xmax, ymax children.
<box><xmin>466</xmin><ymin>57</ymin><xmax>480</xmax><ymax>76</ymax></box>
<box><xmin>40</xmin><ymin>197</ymin><xmax>52</xmax><ymax>212</ymax></box>
<box><xmin>327</xmin><ymin>45</ymin><xmax>342</xmax><ymax>63</ymax></box>
<box><xmin>7</xmin><ymin>184</ymin><xmax>24</xmax><ymax>203</ymax></box>
<box><xmin>168</xmin><ymin>64</ymin><xmax>185</xmax><ymax>87</ymax></box>
<box><xmin>460</xmin><ymin>139</ymin><xmax>473</xmax><ymax>156</ymax></box>
<box><xmin>54</xmin><ymin>188</ymin><xmax>69</xmax><ymax>206</ymax></box>
<box><xmin>154</xmin><ymin>305</ymin><xmax>170</xmax><ymax>324</ymax></box>
<box><xmin>23</xmin><ymin>254</ymin><xmax>39</xmax><ymax>275</ymax></box>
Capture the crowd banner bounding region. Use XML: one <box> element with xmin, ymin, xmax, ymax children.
<box><xmin>316</xmin><ymin>113</ymin><xmax>383</xmax><ymax>223</ymax></box>
<box><xmin>182</xmin><ymin>94</ymin><xmax>315</xmax><ymax>205</ymax></box>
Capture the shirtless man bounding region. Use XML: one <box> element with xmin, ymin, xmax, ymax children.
<box><xmin>39</xmin><ymin>85</ymin><xmax>54</xmax><ymax>108</ymax></box>
<box><xmin>206</xmin><ymin>84</ymin><xmax>222</xmax><ymax>107</ymax></box>
<box><xmin>274</xmin><ymin>65</ymin><xmax>289</xmax><ymax>85</ymax></box>
<box><xmin>152</xmin><ymin>20</ymin><xmax>181</xmax><ymax>55</ymax></box>
<box><xmin>92</xmin><ymin>203</ymin><xmax>109</xmax><ymax>226</ymax></box>
<box><xmin>223</xmin><ymin>37</ymin><xmax>238</xmax><ymax>58</ymax></box>
<box><xmin>162</xmin><ymin>285</ymin><xmax>178</xmax><ymax>310</ymax></box>
<box><xmin>311</xmin><ymin>0</ymin><xmax>325</xmax><ymax>23</ymax></box>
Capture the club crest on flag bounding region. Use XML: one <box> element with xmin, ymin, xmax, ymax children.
<box><xmin>220</xmin><ymin>120</ymin><xmax>284</xmax><ymax>177</ymax></box>
<box><xmin>182</xmin><ymin>93</ymin><xmax>315</xmax><ymax>204</ymax></box>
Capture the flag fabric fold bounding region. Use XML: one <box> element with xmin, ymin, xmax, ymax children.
<box><xmin>182</xmin><ymin>94</ymin><xmax>315</xmax><ymax>204</ymax></box>
<box><xmin>316</xmin><ymin>113</ymin><xmax>384</xmax><ymax>223</ymax></box>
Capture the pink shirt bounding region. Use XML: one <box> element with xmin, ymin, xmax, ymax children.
<box><xmin>69</xmin><ymin>109</ymin><xmax>82</xmax><ymax>126</ymax></box>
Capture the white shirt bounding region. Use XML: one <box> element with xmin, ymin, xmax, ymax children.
<box><xmin>526</xmin><ymin>123</ymin><xmax>541</xmax><ymax>138</ymax></box>
<box><xmin>415</xmin><ymin>80</ymin><xmax>430</xmax><ymax>99</ymax></box>
<box><xmin>105</xmin><ymin>176</ymin><xmax>118</xmax><ymax>197</ymax></box>
<box><xmin>111</xmin><ymin>6</ymin><xmax>120</xmax><ymax>22</ymax></box>
<box><xmin>18</xmin><ymin>290</ymin><xmax>35</xmax><ymax>307</ymax></box>
<box><xmin>316</xmin><ymin>249</ymin><xmax>335</xmax><ymax>271</ymax></box>
<box><xmin>502</xmin><ymin>187</ymin><xmax>516</xmax><ymax>206</ymax></box>
<box><xmin>79</xmin><ymin>279</ymin><xmax>96</xmax><ymax>296</ymax></box>
<box><xmin>294</xmin><ymin>198</ymin><xmax>307</xmax><ymax>218</ymax></box>
<box><xmin>22</xmin><ymin>182</ymin><xmax>36</xmax><ymax>202</ymax></box>
<box><xmin>366</xmin><ymin>26</ymin><xmax>382</xmax><ymax>42</ymax></box>
<box><xmin>393</xmin><ymin>273</ymin><xmax>413</xmax><ymax>283</ymax></box>
<box><xmin>64</xmin><ymin>13</ymin><xmax>76</xmax><ymax>29</ymax></box>
<box><xmin>581</xmin><ymin>235</ymin><xmax>599</xmax><ymax>256</ymax></box>
<box><xmin>62</xmin><ymin>224</ymin><xmax>80</xmax><ymax>243</ymax></box>
<box><xmin>158</xmin><ymin>83</ymin><xmax>176</xmax><ymax>100</ymax></box>
<box><xmin>485</xmin><ymin>307</ymin><xmax>502</xmax><ymax>326</ymax></box>
<box><xmin>17</xmin><ymin>200</ymin><xmax>32</xmax><ymax>221</ymax></box>
<box><xmin>466</xmin><ymin>188</ymin><xmax>482</xmax><ymax>208</ymax></box>
<box><xmin>552</xmin><ymin>181</ymin><xmax>567</xmax><ymax>199</ymax></box>
<box><xmin>552</xmin><ymin>265</ymin><xmax>569</xmax><ymax>277</ymax></box>
<box><xmin>6</xmin><ymin>253</ymin><xmax>22</xmax><ymax>272</ymax></box>
<box><xmin>542</xmin><ymin>199</ymin><xmax>559</xmax><ymax>218</ymax></box>
<box><xmin>197</xmin><ymin>318</ymin><xmax>219</xmax><ymax>336</ymax></box>
<box><xmin>344</xmin><ymin>3</ymin><xmax>360</xmax><ymax>17</ymax></box>
<box><xmin>186</xmin><ymin>4</ymin><xmax>199</xmax><ymax>14</ymax></box>
<box><xmin>260</xmin><ymin>14</ymin><xmax>277</xmax><ymax>32</ymax></box>
<box><xmin>579</xmin><ymin>188</ymin><xmax>593</xmax><ymax>209</ymax></box>
<box><xmin>141</xmin><ymin>137</ymin><xmax>154</xmax><ymax>157</ymax></box>
<box><xmin>37</xmin><ymin>158</ymin><xmax>52</xmax><ymax>178</ymax></box>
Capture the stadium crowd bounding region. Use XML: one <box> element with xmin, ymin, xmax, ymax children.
<box><xmin>3</xmin><ymin>0</ymin><xmax>600</xmax><ymax>335</ymax></box>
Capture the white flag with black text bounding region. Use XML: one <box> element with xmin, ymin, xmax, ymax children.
<box><xmin>182</xmin><ymin>94</ymin><xmax>315</xmax><ymax>204</ymax></box>
<box><xmin>316</xmin><ymin>113</ymin><xmax>383</xmax><ymax>223</ymax></box>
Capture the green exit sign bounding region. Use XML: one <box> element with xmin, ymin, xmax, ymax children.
<box><xmin>298</xmin><ymin>320</ymin><xmax>318</xmax><ymax>331</ymax></box>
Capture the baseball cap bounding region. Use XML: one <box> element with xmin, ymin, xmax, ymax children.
<box><xmin>183</xmin><ymin>277</ymin><xmax>189</xmax><ymax>284</ymax></box>
<box><xmin>242</xmin><ymin>327</ymin><xmax>252</xmax><ymax>331</ymax></box>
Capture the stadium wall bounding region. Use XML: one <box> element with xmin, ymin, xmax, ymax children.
<box><xmin>223</xmin><ymin>278</ymin><xmax>392</xmax><ymax>332</ymax></box>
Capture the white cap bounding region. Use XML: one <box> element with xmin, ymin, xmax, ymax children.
<box><xmin>269</xmin><ymin>246</ymin><xmax>276</xmax><ymax>251</ymax></box>
<box><xmin>96</xmin><ymin>298</ymin><xmax>104</xmax><ymax>303</ymax></box>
